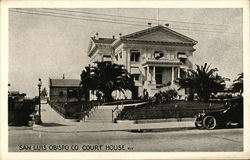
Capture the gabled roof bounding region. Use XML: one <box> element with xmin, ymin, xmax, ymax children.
<box><xmin>49</xmin><ymin>79</ymin><xmax>81</xmax><ymax>87</ymax></box>
<box><xmin>91</xmin><ymin>37</ymin><xmax>116</xmax><ymax>44</ymax></box>
<box><xmin>120</xmin><ymin>25</ymin><xmax>197</xmax><ymax>44</ymax></box>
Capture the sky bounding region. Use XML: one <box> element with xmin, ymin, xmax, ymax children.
<box><xmin>8</xmin><ymin>8</ymin><xmax>243</xmax><ymax>97</ymax></box>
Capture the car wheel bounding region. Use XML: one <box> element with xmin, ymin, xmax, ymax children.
<box><xmin>202</xmin><ymin>116</ymin><xmax>217</xmax><ymax>130</ymax></box>
<box><xmin>238</xmin><ymin>119</ymin><xmax>243</xmax><ymax>128</ymax></box>
<box><xmin>195</xmin><ymin>120</ymin><xmax>202</xmax><ymax>129</ymax></box>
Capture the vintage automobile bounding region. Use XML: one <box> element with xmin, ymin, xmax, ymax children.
<box><xmin>194</xmin><ymin>96</ymin><xmax>243</xmax><ymax>130</ymax></box>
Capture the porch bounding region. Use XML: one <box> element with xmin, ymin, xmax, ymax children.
<box><xmin>142</xmin><ymin>58</ymin><xmax>186</xmax><ymax>97</ymax></box>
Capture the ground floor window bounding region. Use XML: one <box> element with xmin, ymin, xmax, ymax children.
<box><xmin>67</xmin><ymin>89</ymin><xmax>79</xmax><ymax>99</ymax></box>
<box><xmin>133</xmin><ymin>74</ymin><xmax>140</xmax><ymax>81</ymax></box>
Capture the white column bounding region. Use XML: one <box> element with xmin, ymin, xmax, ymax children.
<box><xmin>171</xmin><ymin>67</ymin><xmax>174</xmax><ymax>82</ymax></box>
<box><xmin>127</xmin><ymin>49</ymin><xmax>131</xmax><ymax>73</ymax></box>
<box><xmin>147</xmin><ymin>66</ymin><xmax>150</xmax><ymax>82</ymax></box>
<box><xmin>152</xmin><ymin>66</ymin><xmax>156</xmax><ymax>84</ymax></box>
<box><xmin>178</xmin><ymin>67</ymin><xmax>180</xmax><ymax>78</ymax></box>
<box><xmin>126</xmin><ymin>49</ymin><xmax>130</xmax><ymax>72</ymax></box>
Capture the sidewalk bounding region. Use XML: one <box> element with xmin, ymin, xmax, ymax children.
<box><xmin>32</xmin><ymin>120</ymin><xmax>195</xmax><ymax>133</ymax></box>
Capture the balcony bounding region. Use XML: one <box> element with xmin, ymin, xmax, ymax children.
<box><xmin>141</xmin><ymin>57</ymin><xmax>182</xmax><ymax>67</ymax></box>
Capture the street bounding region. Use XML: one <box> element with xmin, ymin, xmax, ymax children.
<box><xmin>9</xmin><ymin>127</ymin><xmax>243</xmax><ymax>152</ymax></box>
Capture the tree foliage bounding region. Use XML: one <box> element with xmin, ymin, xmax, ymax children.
<box><xmin>177</xmin><ymin>63</ymin><xmax>228</xmax><ymax>102</ymax></box>
<box><xmin>40</xmin><ymin>87</ymin><xmax>47</xmax><ymax>99</ymax></box>
<box><xmin>80</xmin><ymin>61</ymin><xmax>135</xmax><ymax>102</ymax></box>
<box><xmin>232</xmin><ymin>72</ymin><xmax>243</xmax><ymax>94</ymax></box>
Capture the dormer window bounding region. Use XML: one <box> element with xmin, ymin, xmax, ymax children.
<box><xmin>154</xmin><ymin>51</ymin><xmax>164</xmax><ymax>59</ymax></box>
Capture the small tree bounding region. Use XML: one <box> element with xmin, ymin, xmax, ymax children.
<box><xmin>40</xmin><ymin>87</ymin><xmax>47</xmax><ymax>100</ymax></box>
<box><xmin>80</xmin><ymin>61</ymin><xmax>135</xmax><ymax>102</ymax></box>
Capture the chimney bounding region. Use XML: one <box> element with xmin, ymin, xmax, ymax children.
<box><xmin>148</xmin><ymin>22</ymin><xmax>152</xmax><ymax>27</ymax></box>
<box><xmin>63</xmin><ymin>74</ymin><xmax>65</xmax><ymax>79</ymax></box>
<box><xmin>95</xmin><ymin>32</ymin><xmax>99</xmax><ymax>40</ymax></box>
<box><xmin>165</xmin><ymin>24</ymin><xmax>169</xmax><ymax>27</ymax></box>
<box><xmin>112</xmin><ymin>35</ymin><xmax>115</xmax><ymax>39</ymax></box>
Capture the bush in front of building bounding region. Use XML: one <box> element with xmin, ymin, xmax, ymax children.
<box><xmin>154</xmin><ymin>89</ymin><xmax>178</xmax><ymax>104</ymax></box>
<box><xmin>103</xmin><ymin>99</ymin><xmax>145</xmax><ymax>105</ymax></box>
<box><xmin>232</xmin><ymin>72</ymin><xmax>243</xmax><ymax>95</ymax></box>
<box><xmin>116</xmin><ymin>101</ymin><xmax>225</xmax><ymax>120</ymax></box>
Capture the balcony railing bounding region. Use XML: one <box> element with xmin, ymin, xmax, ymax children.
<box><xmin>141</xmin><ymin>57</ymin><xmax>182</xmax><ymax>65</ymax></box>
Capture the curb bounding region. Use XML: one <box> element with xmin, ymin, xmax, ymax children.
<box><xmin>128</xmin><ymin>126</ymin><xmax>195</xmax><ymax>133</ymax></box>
<box><xmin>8</xmin><ymin>126</ymin><xmax>33</xmax><ymax>131</ymax></box>
<box><xmin>32</xmin><ymin>125</ymin><xmax>195</xmax><ymax>133</ymax></box>
<box><xmin>117</xmin><ymin>118</ymin><xmax>195</xmax><ymax>124</ymax></box>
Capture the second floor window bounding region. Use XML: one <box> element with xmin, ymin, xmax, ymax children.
<box><xmin>154</xmin><ymin>51</ymin><xmax>164</xmax><ymax>59</ymax></box>
<box><xmin>180</xmin><ymin>58</ymin><xmax>186</xmax><ymax>64</ymax></box>
<box><xmin>177</xmin><ymin>52</ymin><xmax>187</xmax><ymax>64</ymax></box>
<box><xmin>130</xmin><ymin>50</ymin><xmax>140</xmax><ymax>62</ymax></box>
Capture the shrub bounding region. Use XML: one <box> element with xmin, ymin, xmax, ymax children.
<box><xmin>154</xmin><ymin>89</ymin><xmax>177</xmax><ymax>104</ymax></box>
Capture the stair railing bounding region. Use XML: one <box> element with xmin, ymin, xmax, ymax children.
<box><xmin>112</xmin><ymin>100</ymin><xmax>124</xmax><ymax>123</ymax></box>
<box><xmin>81</xmin><ymin>101</ymin><xmax>97</xmax><ymax>121</ymax></box>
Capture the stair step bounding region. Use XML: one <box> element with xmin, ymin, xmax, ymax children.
<box><xmin>88</xmin><ymin>117</ymin><xmax>112</xmax><ymax>119</ymax></box>
<box><xmin>85</xmin><ymin>120</ymin><xmax>112</xmax><ymax>123</ymax></box>
<box><xmin>82</xmin><ymin>106</ymin><xmax>119</xmax><ymax>123</ymax></box>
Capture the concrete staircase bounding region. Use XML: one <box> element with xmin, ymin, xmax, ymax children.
<box><xmin>85</xmin><ymin>105</ymin><xmax>116</xmax><ymax>123</ymax></box>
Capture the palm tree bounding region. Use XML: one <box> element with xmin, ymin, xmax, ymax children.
<box><xmin>177</xmin><ymin>63</ymin><xmax>227</xmax><ymax>102</ymax></box>
<box><xmin>177</xmin><ymin>71</ymin><xmax>196</xmax><ymax>101</ymax></box>
<box><xmin>232</xmin><ymin>72</ymin><xmax>243</xmax><ymax>94</ymax></box>
<box><xmin>80</xmin><ymin>61</ymin><xmax>135</xmax><ymax>102</ymax></box>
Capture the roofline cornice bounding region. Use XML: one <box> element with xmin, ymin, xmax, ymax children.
<box><xmin>121</xmin><ymin>25</ymin><xmax>198</xmax><ymax>44</ymax></box>
<box><xmin>120</xmin><ymin>38</ymin><xmax>195</xmax><ymax>46</ymax></box>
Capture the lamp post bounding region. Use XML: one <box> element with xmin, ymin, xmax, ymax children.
<box><xmin>36</xmin><ymin>78</ymin><xmax>42</xmax><ymax>124</ymax></box>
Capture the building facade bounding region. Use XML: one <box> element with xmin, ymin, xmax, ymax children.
<box><xmin>49</xmin><ymin>78</ymin><xmax>85</xmax><ymax>103</ymax></box>
<box><xmin>87</xmin><ymin>25</ymin><xmax>197</xmax><ymax>99</ymax></box>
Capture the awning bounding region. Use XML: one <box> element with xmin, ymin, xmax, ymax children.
<box><xmin>178</xmin><ymin>54</ymin><xmax>187</xmax><ymax>58</ymax></box>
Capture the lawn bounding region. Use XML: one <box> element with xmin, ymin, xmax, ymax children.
<box><xmin>117</xmin><ymin>100</ymin><xmax>226</xmax><ymax>120</ymax></box>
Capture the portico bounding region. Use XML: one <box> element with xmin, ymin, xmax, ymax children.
<box><xmin>142</xmin><ymin>58</ymin><xmax>183</xmax><ymax>96</ymax></box>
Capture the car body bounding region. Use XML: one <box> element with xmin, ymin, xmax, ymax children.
<box><xmin>195</xmin><ymin>96</ymin><xmax>243</xmax><ymax>130</ymax></box>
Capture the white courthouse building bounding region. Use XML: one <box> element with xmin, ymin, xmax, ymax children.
<box><xmin>87</xmin><ymin>25</ymin><xmax>197</xmax><ymax>99</ymax></box>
